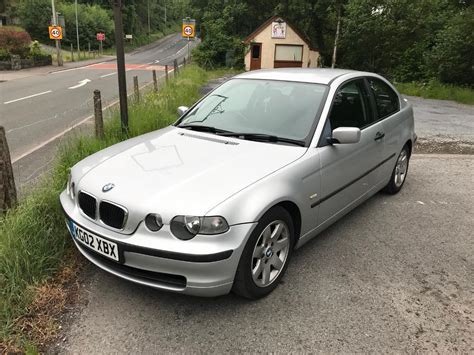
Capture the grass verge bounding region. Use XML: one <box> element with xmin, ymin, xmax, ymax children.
<box><xmin>395</xmin><ymin>81</ymin><xmax>474</xmax><ymax>105</ymax></box>
<box><xmin>0</xmin><ymin>64</ymin><xmax>237</xmax><ymax>351</ymax></box>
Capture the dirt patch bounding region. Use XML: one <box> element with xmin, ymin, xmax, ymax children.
<box><xmin>1</xmin><ymin>249</ymin><xmax>86</xmax><ymax>353</ymax></box>
<box><xmin>415</xmin><ymin>137</ymin><xmax>474</xmax><ymax>154</ymax></box>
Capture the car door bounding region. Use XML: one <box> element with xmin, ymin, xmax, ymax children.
<box><xmin>366</xmin><ymin>76</ymin><xmax>403</xmax><ymax>183</ymax></box>
<box><xmin>315</xmin><ymin>78</ymin><xmax>386</xmax><ymax>225</ymax></box>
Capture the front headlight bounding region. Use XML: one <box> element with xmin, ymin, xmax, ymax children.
<box><xmin>170</xmin><ymin>215</ymin><xmax>229</xmax><ymax>240</ymax></box>
<box><xmin>66</xmin><ymin>173</ymin><xmax>75</xmax><ymax>200</ymax></box>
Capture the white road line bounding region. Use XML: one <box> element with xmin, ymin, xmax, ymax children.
<box><xmin>100</xmin><ymin>72</ymin><xmax>117</xmax><ymax>78</ymax></box>
<box><xmin>4</xmin><ymin>90</ymin><xmax>52</xmax><ymax>105</ymax></box>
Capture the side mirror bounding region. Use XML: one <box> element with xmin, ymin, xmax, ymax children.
<box><xmin>177</xmin><ymin>106</ymin><xmax>189</xmax><ymax>117</ymax></box>
<box><xmin>329</xmin><ymin>127</ymin><xmax>361</xmax><ymax>144</ymax></box>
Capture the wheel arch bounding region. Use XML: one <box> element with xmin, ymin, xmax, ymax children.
<box><xmin>405</xmin><ymin>139</ymin><xmax>413</xmax><ymax>157</ymax></box>
<box><xmin>268</xmin><ymin>200</ymin><xmax>302</xmax><ymax>245</ymax></box>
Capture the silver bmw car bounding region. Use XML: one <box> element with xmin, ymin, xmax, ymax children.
<box><xmin>61</xmin><ymin>68</ymin><xmax>416</xmax><ymax>299</ymax></box>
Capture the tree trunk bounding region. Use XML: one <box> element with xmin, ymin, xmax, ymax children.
<box><xmin>331</xmin><ymin>8</ymin><xmax>341</xmax><ymax>69</ymax></box>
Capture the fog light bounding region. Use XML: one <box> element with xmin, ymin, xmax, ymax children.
<box><xmin>145</xmin><ymin>213</ymin><xmax>163</xmax><ymax>232</ymax></box>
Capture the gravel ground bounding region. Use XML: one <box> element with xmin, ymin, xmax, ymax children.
<box><xmin>52</xmin><ymin>154</ymin><xmax>474</xmax><ymax>353</ymax></box>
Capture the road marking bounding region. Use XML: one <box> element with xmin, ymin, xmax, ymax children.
<box><xmin>100</xmin><ymin>72</ymin><xmax>117</xmax><ymax>78</ymax></box>
<box><xmin>147</xmin><ymin>61</ymin><xmax>154</xmax><ymax>65</ymax></box>
<box><xmin>68</xmin><ymin>79</ymin><xmax>91</xmax><ymax>89</ymax></box>
<box><xmin>12</xmin><ymin>66</ymin><xmax>180</xmax><ymax>163</ymax></box>
<box><xmin>3</xmin><ymin>90</ymin><xmax>52</xmax><ymax>105</ymax></box>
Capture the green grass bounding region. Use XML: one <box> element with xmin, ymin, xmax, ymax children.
<box><xmin>0</xmin><ymin>64</ymin><xmax>236</xmax><ymax>349</ymax></box>
<box><xmin>395</xmin><ymin>80</ymin><xmax>474</xmax><ymax>105</ymax></box>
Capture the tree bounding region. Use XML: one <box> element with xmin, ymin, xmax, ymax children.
<box><xmin>427</xmin><ymin>5</ymin><xmax>474</xmax><ymax>86</ymax></box>
<box><xmin>59</xmin><ymin>2</ymin><xmax>114</xmax><ymax>49</ymax></box>
<box><xmin>18</xmin><ymin>0</ymin><xmax>53</xmax><ymax>43</ymax></box>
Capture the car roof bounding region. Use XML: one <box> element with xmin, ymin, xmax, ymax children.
<box><xmin>234</xmin><ymin>68</ymin><xmax>360</xmax><ymax>85</ymax></box>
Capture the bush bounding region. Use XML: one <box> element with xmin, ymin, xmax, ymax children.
<box><xmin>193</xmin><ymin>20</ymin><xmax>245</xmax><ymax>69</ymax></box>
<box><xmin>0</xmin><ymin>48</ymin><xmax>10</xmax><ymax>61</ymax></box>
<box><xmin>0</xmin><ymin>27</ymin><xmax>32</xmax><ymax>57</ymax></box>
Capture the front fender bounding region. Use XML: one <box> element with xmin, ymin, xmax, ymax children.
<box><xmin>207</xmin><ymin>177</ymin><xmax>303</xmax><ymax>226</ymax></box>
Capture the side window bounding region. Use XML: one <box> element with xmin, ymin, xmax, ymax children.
<box><xmin>328</xmin><ymin>80</ymin><xmax>370</xmax><ymax>130</ymax></box>
<box><xmin>367</xmin><ymin>77</ymin><xmax>400</xmax><ymax>119</ymax></box>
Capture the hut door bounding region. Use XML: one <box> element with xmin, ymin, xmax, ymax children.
<box><xmin>250</xmin><ymin>43</ymin><xmax>262</xmax><ymax>70</ymax></box>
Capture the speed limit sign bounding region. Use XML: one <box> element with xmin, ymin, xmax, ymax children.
<box><xmin>182</xmin><ymin>20</ymin><xmax>195</xmax><ymax>39</ymax></box>
<box><xmin>49</xmin><ymin>26</ymin><xmax>63</xmax><ymax>40</ymax></box>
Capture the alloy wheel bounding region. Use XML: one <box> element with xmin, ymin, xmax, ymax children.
<box><xmin>251</xmin><ymin>220</ymin><xmax>290</xmax><ymax>288</ymax></box>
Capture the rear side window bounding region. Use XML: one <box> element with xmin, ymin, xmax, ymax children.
<box><xmin>367</xmin><ymin>78</ymin><xmax>400</xmax><ymax>119</ymax></box>
<box><xmin>328</xmin><ymin>79</ymin><xmax>371</xmax><ymax>130</ymax></box>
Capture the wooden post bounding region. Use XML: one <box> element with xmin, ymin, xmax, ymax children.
<box><xmin>165</xmin><ymin>65</ymin><xmax>169</xmax><ymax>84</ymax></box>
<box><xmin>183</xmin><ymin>57</ymin><xmax>186</xmax><ymax>67</ymax></box>
<box><xmin>173</xmin><ymin>59</ymin><xmax>178</xmax><ymax>77</ymax></box>
<box><xmin>133</xmin><ymin>76</ymin><xmax>140</xmax><ymax>103</ymax></box>
<box><xmin>70</xmin><ymin>43</ymin><xmax>74</xmax><ymax>62</ymax></box>
<box><xmin>0</xmin><ymin>126</ymin><xmax>17</xmax><ymax>213</ymax></box>
<box><xmin>93</xmin><ymin>90</ymin><xmax>104</xmax><ymax>140</ymax></box>
<box><xmin>152</xmin><ymin>70</ymin><xmax>158</xmax><ymax>92</ymax></box>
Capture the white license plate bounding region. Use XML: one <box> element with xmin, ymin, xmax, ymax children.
<box><xmin>68</xmin><ymin>220</ymin><xmax>119</xmax><ymax>261</ymax></box>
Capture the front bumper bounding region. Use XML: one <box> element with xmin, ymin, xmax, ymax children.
<box><xmin>60</xmin><ymin>191</ymin><xmax>257</xmax><ymax>297</ymax></box>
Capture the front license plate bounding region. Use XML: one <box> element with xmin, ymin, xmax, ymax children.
<box><xmin>68</xmin><ymin>220</ymin><xmax>119</xmax><ymax>261</ymax></box>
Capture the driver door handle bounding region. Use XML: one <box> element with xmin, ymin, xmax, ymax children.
<box><xmin>374</xmin><ymin>131</ymin><xmax>385</xmax><ymax>141</ymax></box>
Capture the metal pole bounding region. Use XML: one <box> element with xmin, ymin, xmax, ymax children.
<box><xmin>113</xmin><ymin>0</ymin><xmax>129</xmax><ymax>134</ymax></box>
<box><xmin>51</xmin><ymin>0</ymin><xmax>63</xmax><ymax>66</ymax></box>
<box><xmin>75</xmin><ymin>0</ymin><xmax>80</xmax><ymax>59</ymax></box>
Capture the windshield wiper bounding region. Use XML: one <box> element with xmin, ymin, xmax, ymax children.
<box><xmin>217</xmin><ymin>133</ymin><xmax>306</xmax><ymax>147</ymax></box>
<box><xmin>178</xmin><ymin>124</ymin><xmax>231</xmax><ymax>134</ymax></box>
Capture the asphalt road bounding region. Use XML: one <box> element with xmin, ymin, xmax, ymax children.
<box><xmin>0</xmin><ymin>33</ymin><xmax>195</xmax><ymax>162</ymax></box>
<box><xmin>53</xmin><ymin>154</ymin><xmax>473</xmax><ymax>353</ymax></box>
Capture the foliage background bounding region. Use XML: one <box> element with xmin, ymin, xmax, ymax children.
<box><xmin>190</xmin><ymin>0</ymin><xmax>473</xmax><ymax>86</ymax></box>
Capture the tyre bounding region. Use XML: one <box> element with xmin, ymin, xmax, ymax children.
<box><xmin>232</xmin><ymin>206</ymin><xmax>294</xmax><ymax>299</ymax></box>
<box><xmin>383</xmin><ymin>144</ymin><xmax>410</xmax><ymax>194</ymax></box>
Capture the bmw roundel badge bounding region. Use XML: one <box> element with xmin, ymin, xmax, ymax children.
<box><xmin>102</xmin><ymin>183</ymin><xmax>115</xmax><ymax>193</ymax></box>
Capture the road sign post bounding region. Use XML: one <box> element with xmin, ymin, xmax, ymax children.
<box><xmin>182</xmin><ymin>18</ymin><xmax>196</xmax><ymax>62</ymax></box>
<box><xmin>112</xmin><ymin>0</ymin><xmax>129</xmax><ymax>135</ymax></box>
<box><xmin>96</xmin><ymin>33</ymin><xmax>105</xmax><ymax>56</ymax></box>
<box><xmin>50</xmin><ymin>0</ymin><xmax>63</xmax><ymax>66</ymax></box>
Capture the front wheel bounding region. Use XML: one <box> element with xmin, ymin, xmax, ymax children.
<box><xmin>383</xmin><ymin>144</ymin><xmax>410</xmax><ymax>194</ymax></box>
<box><xmin>232</xmin><ymin>206</ymin><xmax>294</xmax><ymax>299</ymax></box>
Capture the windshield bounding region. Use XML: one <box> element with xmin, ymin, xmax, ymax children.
<box><xmin>177</xmin><ymin>79</ymin><xmax>328</xmax><ymax>142</ymax></box>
